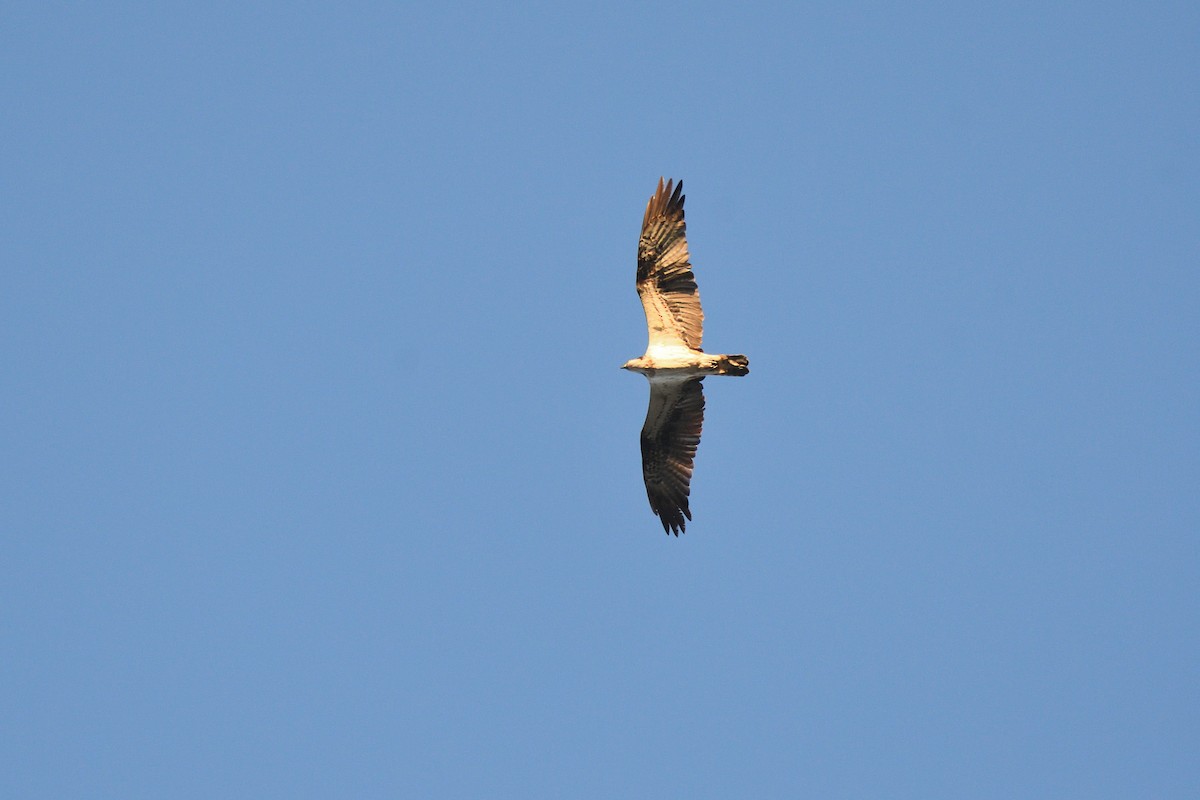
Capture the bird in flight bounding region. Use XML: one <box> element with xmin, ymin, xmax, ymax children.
<box><xmin>622</xmin><ymin>178</ymin><xmax>749</xmax><ymax>535</ymax></box>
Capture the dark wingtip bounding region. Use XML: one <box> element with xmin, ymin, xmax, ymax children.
<box><xmin>654</xmin><ymin>506</ymin><xmax>689</xmax><ymax>535</ymax></box>
<box><xmin>661</xmin><ymin>177</ymin><xmax>684</xmax><ymax>217</ymax></box>
<box><xmin>644</xmin><ymin>177</ymin><xmax>685</xmax><ymax>228</ymax></box>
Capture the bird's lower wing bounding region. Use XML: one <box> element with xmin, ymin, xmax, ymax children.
<box><xmin>640</xmin><ymin>378</ymin><xmax>705</xmax><ymax>535</ymax></box>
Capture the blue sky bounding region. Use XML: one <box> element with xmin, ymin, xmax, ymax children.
<box><xmin>3</xmin><ymin>2</ymin><xmax>1197</xmax><ymax>797</ymax></box>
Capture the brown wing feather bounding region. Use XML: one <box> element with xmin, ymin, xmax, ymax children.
<box><xmin>637</xmin><ymin>178</ymin><xmax>704</xmax><ymax>351</ymax></box>
<box><xmin>640</xmin><ymin>378</ymin><xmax>705</xmax><ymax>535</ymax></box>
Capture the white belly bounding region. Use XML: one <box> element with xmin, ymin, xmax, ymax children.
<box><xmin>645</xmin><ymin>344</ymin><xmax>702</xmax><ymax>367</ymax></box>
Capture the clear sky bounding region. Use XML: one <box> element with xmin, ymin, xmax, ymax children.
<box><xmin>3</xmin><ymin>2</ymin><xmax>1198</xmax><ymax>797</ymax></box>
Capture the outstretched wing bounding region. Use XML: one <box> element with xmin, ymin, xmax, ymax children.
<box><xmin>637</xmin><ymin>178</ymin><xmax>704</xmax><ymax>351</ymax></box>
<box><xmin>640</xmin><ymin>378</ymin><xmax>705</xmax><ymax>535</ymax></box>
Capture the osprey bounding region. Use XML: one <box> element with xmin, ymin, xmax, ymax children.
<box><xmin>622</xmin><ymin>178</ymin><xmax>749</xmax><ymax>535</ymax></box>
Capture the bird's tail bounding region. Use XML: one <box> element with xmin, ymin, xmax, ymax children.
<box><xmin>715</xmin><ymin>354</ymin><xmax>750</xmax><ymax>376</ymax></box>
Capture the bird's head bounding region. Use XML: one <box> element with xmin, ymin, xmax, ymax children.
<box><xmin>621</xmin><ymin>357</ymin><xmax>648</xmax><ymax>372</ymax></box>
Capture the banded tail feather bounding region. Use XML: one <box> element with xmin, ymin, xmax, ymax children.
<box><xmin>715</xmin><ymin>355</ymin><xmax>749</xmax><ymax>376</ymax></box>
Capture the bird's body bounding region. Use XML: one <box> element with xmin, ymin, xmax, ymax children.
<box><xmin>622</xmin><ymin>178</ymin><xmax>749</xmax><ymax>535</ymax></box>
<box><xmin>622</xmin><ymin>349</ymin><xmax>749</xmax><ymax>376</ymax></box>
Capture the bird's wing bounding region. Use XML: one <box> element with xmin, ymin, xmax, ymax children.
<box><xmin>640</xmin><ymin>377</ymin><xmax>705</xmax><ymax>535</ymax></box>
<box><xmin>637</xmin><ymin>178</ymin><xmax>704</xmax><ymax>351</ymax></box>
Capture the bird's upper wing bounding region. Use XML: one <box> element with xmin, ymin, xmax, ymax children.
<box><xmin>640</xmin><ymin>377</ymin><xmax>705</xmax><ymax>535</ymax></box>
<box><xmin>637</xmin><ymin>178</ymin><xmax>704</xmax><ymax>351</ymax></box>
